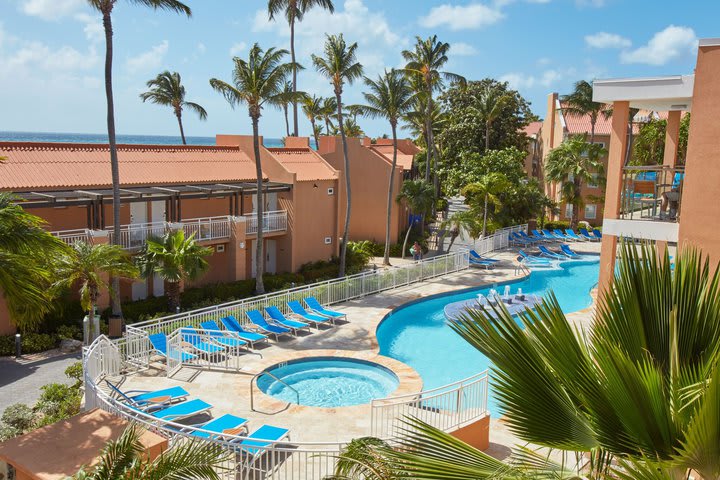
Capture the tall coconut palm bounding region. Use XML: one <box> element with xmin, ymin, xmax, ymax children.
<box><xmin>402</xmin><ymin>36</ymin><xmax>464</xmax><ymax>183</ymax></box>
<box><xmin>359</xmin><ymin>69</ymin><xmax>414</xmax><ymax>265</ymax></box>
<box><xmin>280</xmin><ymin>80</ymin><xmax>293</xmax><ymax>137</ymax></box>
<box><xmin>320</xmin><ymin>96</ymin><xmax>337</xmax><ymax>135</ymax></box>
<box><xmin>53</xmin><ymin>242</ymin><xmax>138</xmax><ymax>342</ymax></box>
<box><xmin>71</xmin><ymin>424</ymin><xmax>229</xmax><ymax>479</ymax></box>
<box><xmin>300</xmin><ymin>94</ymin><xmax>323</xmax><ymax>148</ymax></box>
<box><xmin>267</xmin><ymin>0</ymin><xmax>335</xmax><ymax>137</ymax></box>
<box><xmin>475</xmin><ymin>85</ymin><xmax>512</xmax><ymax>151</ymax></box>
<box><xmin>87</xmin><ymin>0</ymin><xmax>191</xmax><ymax>318</ymax></box>
<box><xmin>312</xmin><ymin>34</ymin><xmax>364</xmax><ymax>277</ymax></box>
<box><xmin>135</xmin><ymin>229</ymin><xmax>212</xmax><ymax>312</ymax></box>
<box><xmin>340</xmin><ymin>117</ymin><xmax>364</xmax><ymax>138</ymax></box>
<box><xmin>139</xmin><ymin>70</ymin><xmax>207</xmax><ymax>145</ymax></box>
<box><xmin>397</xmin><ymin>179</ymin><xmax>435</xmax><ymax>259</ymax></box>
<box><xmin>210</xmin><ymin>44</ymin><xmax>298</xmax><ymax>294</ymax></box>
<box><xmin>561</xmin><ymin>79</ymin><xmax>612</xmax><ymax>144</ymax></box>
<box><xmin>0</xmin><ymin>193</ymin><xmax>67</xmax><ymax>331</ymax></box>
<box><xmin>545</xmin><ymin>134</ymin><xmax>606</xmax><ymax>229</ymax></box>
<box><xmin>461</xmin><ymin>172</ymin><xmax>511</xmax><ymax>237</ymax></box>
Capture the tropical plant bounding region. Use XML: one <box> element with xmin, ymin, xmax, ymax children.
<box><xmin>87</xmin><ymin>0</ymin><xmax>191</xmax><ymax>318</ymax></box>
<box><xmin>359</xmin><ymin>69</ymin><xmax>414</xmax><ymax>265</ymax></box>
<box><xmin>339</xmin><ymin>117</ymin><xmax>363</xmax><ymax>138</ymax></box>
<box><xmin>438</xmin><ymin>210</ymin><xmax>481</xmax><ymax>253</ymax></box>
<box><xmin>210</xmin><ymin>43</ymin><xmax>298</xmax><ymax>294</ymax></box>
<box><xmin>71</xmin><ymin>424</ymin><xmax>229</xmax><ymax>479</ymax></box>
<box><xmin>561</xmin><ymin>79</ymin><xmax>612</xmax><ymax>144</ymax></box>
<box><xmin>140</xmin><ymin>70</ymin><xmax>207</xmax><ymax>145</ymax></box>
<box><xmin>397</xmin><ymin>179</ymin><xmax>435</xmax><ymax>259</ymax></box>
<box><xmin>312</xmin><ymin>33</ymin><xmax>364</xmax><ymax>277</ymax></box>
<box><xmin>320</xmin><ymin>96</ymin><xmax>337</xmax><ymax>135</ymax></box>
<box><xmin>461</xmin><ymin>172</ymin><xmax>511</xmax><ymax>237</ymax></box>
<box><xmin>475</xmin><ymin>85</ymin><xmax>512</xmax><ymax>151</ymax></box>
<box><xmin>301</xmin><ymin>94</ymin><xmax>323</xmax><ymax>148</ymax></box>
<box><xmin>544</xmin><ymin>134</ymin><xmax>606</xmax><ymax>228</ymax></box>
<box><xmin>280</xmin><ymin>80</ymin><xmax>293</xmax><ymax>137</ymax></box>
<box><xmin>268</xmin><ymin>0</ymin><xmax>335</xmax><ymax>137</ymax></box>
<box><xmin>53</xmin><ymin>242</ymin><xmax>138</xmax><ymax>342</ymax></box>
<box><xmin>632</xmin><ymin>114</ymin><xmax>692</xmax><ymax>166</ymax></box>
<box><xmin>329</xmin><ymin>436</ymin><xmax>396</xmax><ymax>480</ymax></box>
<box><xmin>135</xmin><ymin>229</ymin><xmax>212</xmax><ymax>312</ymax></box>
<box><xmin>402</xmin><ymin>36</ymin><xmax>464</xmax><ymax>183</ymax></box>
<box><xmin>0</xmin><ymin>193</ymin><xmax>67</xmax><ymax>331</ymax></box>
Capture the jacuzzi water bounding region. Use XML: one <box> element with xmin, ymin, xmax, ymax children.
<box><xmin>376</xmin><ymin>257</ymin><xmax>600</xmax><ymax>414</ymax></box>
<box><xmin>256</xmin><ymin>357</ymin><xmax>400</xmax><ymax>408</ymax></box>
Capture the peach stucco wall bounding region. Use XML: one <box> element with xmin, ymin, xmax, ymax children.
<box><xmin>449</xmin><ymin>415</ymin><xmax>490</xmax><ymax>451</ymax></box>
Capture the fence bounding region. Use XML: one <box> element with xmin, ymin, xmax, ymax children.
<box><xmin>51</xmin><ymin>228</ymin><xmax>91</xmax><ymax>245</ymax></box>
<box><xmin>108</xmin><ymin>221</ymin><xmax>167</xmax><ymax>250</ymax></box>
<box><xmin>246</xmin><ymin>210</ymin><xmax>288</xmax><ymax>235</ymax></box>
<box><xmin>180</xmin><ymin>216</ymin><xmax>232</xmax><ymax>241</ymax></box>
<box><xmin>470</xmin><ymin>224</ymin><xmax>527</xmax><ymax>256</ymax></box>
<box><xmin>370</xmin><ymin>371</ymin><xmax>489</xmax><ymax>439</ymax></box>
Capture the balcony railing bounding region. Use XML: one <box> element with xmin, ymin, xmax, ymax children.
<box><xmin>621</xmin><ymin>165</ymin><xmax>685</xmax><ymax>222</ymax></box>
<box><xmin>51</xmin><ymin>229</ymin><xmax>92</xmax><ymax>245</ymax></box>
<box><xmin>180</xmin><ymin>216</ymin><xmax>232</xmax><ymax>241</ymax></box>
<box><xmin>245</xmin><ymin>210</ymin><xmax>288</xmax><ymax>236</ymax></box>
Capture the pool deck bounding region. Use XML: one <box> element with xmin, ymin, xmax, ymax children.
<box><xmin>118</xmin><ymin>242</ymin><xmax>601</xmax><ymax>454</ymax></box>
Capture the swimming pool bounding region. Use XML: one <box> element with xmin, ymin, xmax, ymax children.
<box><xmin>256</xmin><ymin>357</ymin><xmax>400</xmax><ymax>408</ymax></box>
<box><xmin>376</xmin><ymin>257</ymin><xmax>600</xmax><ymax>413</ymax></box>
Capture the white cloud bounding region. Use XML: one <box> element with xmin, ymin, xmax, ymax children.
<box><xmin>501</xmin><ymin>68</ymin><xmax>571</xmax><ymax>90</ymax></box>
<box><xmin>418</xmin><ymin>3</ymin><xmax>504</xmax><ymax>31</ymax></box>
<box><xmin>125</xmin><ymin>40</ymin><xmax>169</xmax><ymax>74</ymax></box>
<box><xmin>229</xmin><ymin>42</ymin><xmax>247</xmax><ymax>57</ymax></box>
<box><xmin>197</xmin><ymin>43</ymin><xmax>207</xmax><ymax>55</ymax></box>
<box><xmin>500</xmin><ymin>72</ymin><xmax>534</xmax><ymax>89</ymax></box>
<box><xmin>576</xmin><ymin>0</ymin><xmax>605</xmax><ymax>6</ymax></box>
<box><xmin>5</xmin><ymin>41</ymin><xmax>98</xmax><ymax>72</ymax></box>
<box><xmin>585</xmin><ymin>32</ymin><xmax>631</xmax><ymax>49</ymax></box>
<box><xmin>620</xmin><ymin>25</ymin><xmax>698</xmax><ymax>66</ymax></box>
<box><xmin>452</xmin><ymin>42</ymin><xmax>478</xmax><ymax>56</ymax></box>
<box><xmin>20</xmin><ymin>0</ymin><xmax>85</xmax><ymax>20</ymax></box>
<box><xmin>73</xmin><ymin>12</ymin><xmax>104</xmax><ymax>43</ymax></box>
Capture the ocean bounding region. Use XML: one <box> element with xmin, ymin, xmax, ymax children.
<box><xmin>0</xmin><ymin>131</ymin><xmax>290</xmax><ymax>148</ymax></box>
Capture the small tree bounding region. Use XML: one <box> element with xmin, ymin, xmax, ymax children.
<box><xmin>439</xmin><ymin>210</ymin><xmax>481</xmax><ymax>253</ymax></box>
<box><xmin>301</xmin><ymin>94</ymin><xmax>323</xmax><ymax>148</ymax></box>
<box><xmin>54</xmin><ymin>242</ymin><xmax>138</xmax><ymax>342</ymax></box>
<box><xmin>397</xmin><ymin>179</ymin><xmax>435</xmax><ymax>259</ymax></box>
<box><xmin>136</xmin><ymin>229</ymin><xmax>212</xmax><ymax>312</ymax></box>
<box><xmin>462</xmin><ymin>172</ymin><xmax>511</xmax><ymax>237</ymax></box>
<box><xmin>561</xmin><ymin>79</ymin><xmax>612</xmax><ymax>144</ymax></box>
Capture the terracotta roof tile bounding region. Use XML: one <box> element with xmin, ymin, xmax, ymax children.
<box><xmin>266</xmin><ymin>147</ymin><xmax>338</xmax><ymax>181</ymax></box>
<box><xmin>0</xmin><ymin>142</ymin><xmax>262</xmax><ymax>191</ymax></box>
<box><xmin>368</xmin><ymin>145</ymin><xmax>414</xmax><ymax>171</ymax></box>
<box><xmin>523</xmin><ymin>121</ymin><xmax>543</xmax><ymax>137</ymax></box>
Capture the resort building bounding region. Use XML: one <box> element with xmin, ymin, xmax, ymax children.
<box><xmin>522</xmin><ymin>120</ymin><xmax>543</xmax><ymax>181</ymax></box>
<box><xmin>593</xmin><ymin>39</ymin><xmax>719</xmax><ymax>291</ymax></box>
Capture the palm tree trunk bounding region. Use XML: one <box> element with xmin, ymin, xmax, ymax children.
<box><xmin>311</xmin><ymin>118</ymin><xmax>319</xmax><ymax>152</ymax></box>
<box><xmin>482</xmin><ymin>194</ymin><xmax>488</xmax><ymax>237</ymax></box>
<box><xmin>324</xmin><ymin>118</ymin><xmax>331</xmax><ymax>135</ymax></box>
<box><xmin>383</xmin><ymin>122</ymin><xmax>398</xmax><ymax>266</ymax></box>
<box><xmin>283</xmin><ymin>106</ymin><xmax>290</xmax><ymax>138</ymax></box>
<box><xmin>251</xmin><ymin>114</ymin><xmax>265</xmax><ymax>294</ymax></box>
<box><xmin>176</xmin><ymin>113</ymin><xmax>187</xmax><ymax>145</ymax></box>
<box><xmin>424</xmin><ymin>90</ymin><xmax>433</xmax><ymax>183</ymax></box>
<box><xmin>401</xmin><ymin>220</ymin><xmax>413</xmax><ymax>260</ymax></box>
<box><xmin>572</xmin><ymin>178</ymin><xmax>581</xmax><ymax>229</ymax></box>
<box><xmin>166</xmin><ymin>281</ymin><xmax>180</xmax><ymax>312</ymax></box>
<box><xmin>102</xmin><ymin>8</ymin><xmax>123</xmax><ymax>318</ymax></box>
<box><xmin>290</xmin><ymin>16</ymin><xmax>298</xmax><ymax>137</ymax></box>
<box><xmin>336</xmin><ymin>92</ymin><xmax>351</xmax><ymax>277</ymax></box>
<box><xmin>485</xmin><ymin>121</ymin><xmax>491</xmax><ymax>151</ymax></box>
<box><xmin>590</xmin><ymin>120</ymin><xmax>596</xmax><ymax>145</ymax></box>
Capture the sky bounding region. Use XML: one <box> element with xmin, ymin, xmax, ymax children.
<box><xmin>0</xmin><ymin>0</ymin><xmax>715</xmax><ymax>139</ymax></box>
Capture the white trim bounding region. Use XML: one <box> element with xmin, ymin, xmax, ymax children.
<box><xmin>699</xmin><ymin>38</ymin><xmax>720</xmax><ymax>47</ymax></box>
<box><xmin>602</xmin><ymin>219</ymin><xmax>679</xmax><ymax>242</ymax></box>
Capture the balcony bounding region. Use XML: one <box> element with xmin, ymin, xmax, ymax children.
<box><xmin>51</xmin><ymin>229</ymin><xmax>92</xmax><ymax>246</ymax></box>
<box><xmin>245</xmin><ymin>210</ymin><xmax>288</xmax><ymax>237</ymax></box>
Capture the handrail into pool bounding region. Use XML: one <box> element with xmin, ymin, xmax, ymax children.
<box><xmin>250</xmin><ymin>369</ymin><xmax>301</xmax><ymax>413</ymax></box>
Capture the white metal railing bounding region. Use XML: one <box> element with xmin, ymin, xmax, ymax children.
<box><xmin>370</xmin><ymin>371</ymin><xmax>489</xmax><ymax>439</ymax></box>
<box><xmin>108</xmin><ymin>221</ymin><xmax>167</xmax><ymax>250</ymax></box>
<box><xmin>105</xmin><ymin>216</ymin><xmax>232</xmax><ymax>250</ymax></box>
<box><xmin>51</xmin><ymin>228</ymin><xmax>91</xmax><ymax>245</ymax></box>
<box><xmin>470</xmin><ymin>224</ymin><xmax>527</xmax><ymax>256</ymax></box>
<box><xmin>180</xmin><ymin>216</ymin><xmax>232</xmax><ymax>241</ymax></box>
<box><xmin>246</xmin><ymin>210</ymin><xmax>288</xmax><ymax>235</ymax></box>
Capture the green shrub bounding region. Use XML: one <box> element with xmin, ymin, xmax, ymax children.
<box><xmin>34</xmin><ymin>383</ymin><xmax>82</xmax><ymax>426</ymax></box>
<box><xmin>1</xmin><ymin>404</ymin><xmax>35</xmax><ymax>433</ymax></box>
<box><xmin>0</xmin><ymin>333</ymin><xmax>58</xmax><ymax>357</ymax></box>
<box><xmin>64</xmin><ymin>362</ymin><xmax>83</xmax><ymax>388</ymax></box>
<box><xmin>543</xmin><ymin>220</ymin><xmax>571</xmax><ymax>231</ymax></box>
<box><xmin>56</xmin><ymin>324</ymin><xmax>82</xmax><ymax>340</ymax></box>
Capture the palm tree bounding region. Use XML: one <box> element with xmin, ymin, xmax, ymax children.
<box><xmin>268</xmin><ymin>0</ymin><xmax>335</xmax><ymax>137</ymax></box>
<box><xmin>340</xmin><ymin>117</ymin><xmax>364</xmax><ymax>138</ymax></box>
<box><xmin>561</xmin><ymin>79</ymin><xmax>612</xmax><ymax>144</ymax></box>
<box><xmin>53</xmin><ymin>242</ymin><xmax>138</xmax><ymax>342</ymax></box>
<box><xmin>359</xmin><ymin>69</ymin><xmax>414</xmax><ymax>265</ymax></box>
<box><xmin>87</xmin><ymin>0</ymin><xmax>191</xmax><ymax>318</ymax></box>
<box><xmin>397</xmin><ymin>179</ymin><xmax>435</xmax><ymax>259</ymax></box>
<box><xmin>475</xmin><ymin>85</ymin><xmax>512</xmax><ymax>151</ymax></box>
<box><xmin>135</xmin><ymin>229</ymin><xmax>212</xmax><ymax>312</ymax></box>
<box><xmin>545</xmin><ymin>134</ymin><xmax>606</xmax><ymax>229</ymax></box>
<box><xmin>301</xmin><ymin>94</ymin><xmax>323</xmax><ymax>148</ymax></box>
<box><xmin>312</xmin><ymin>34</ymin><xmax>364</xmax><ymax>277</ymax></box>
<box><xmin>210</xmin><ymin>44</ymin><xmax>297</xmax><ymax>294</ymax></box>
<box><xmin>402</xmin><ymin>36</ymin><xmax>464</xmax><ymax>183</ymax></box>
<box><xmin>71</xmin><ymin>424</ymin><xmax>229</xmax><ymax>479</ymax></box>
<box><xmin>280</xmin><ymin>80</ymin><xmax>293</xmax><ymax>137</ymax></box>
<box><xmin>320</xmin><ymin>96</ymin><xmax>337</xmax><ymax>135</ymax></box>
<box><xmin>438</xmin><ymin>209</ymin><xmax>481</xmax><ymax>253</ymax></box>
<box><xmin>461</xmin><ymin>172</ymin><xmax>511</xmax><ymax>237</ymax></box>
<box><xmin>139</xmin><ymin>70</ymin><xmax>207</xmax><ymax>145</ymax></box>
<box><xmin>0</xmin><ymin>193</ymin><xmax>67</xmax><ymax>331</ymax></box>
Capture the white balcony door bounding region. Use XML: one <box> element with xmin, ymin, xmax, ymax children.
<box><xmin>266</xmin><ymin>240</ymin><xmax>277</xmax><ymax>274</ymax></box>
<box><xmin>150</xmin><ymin>200</ymin><xmax>166</xmax><ymax>297</ymax></box>
<box><xmin>130</xmin><ymin>202</ymin><xmax>149</xmax><ymax>300</ymax></box>
<box><xmin>251</xmin><ymin>193</ymin><xmax>278</xmax><ymax>212</ymax></box>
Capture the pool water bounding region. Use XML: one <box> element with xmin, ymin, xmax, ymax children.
<box><xmin>257</xmin><ymin>357</ymin><xmax>400</xmax><ymax>408</ymax></box>
<box><xmin>376</xmin><ymin>258</ymin><xmax>600</xmax><ymax>414</ymax></box>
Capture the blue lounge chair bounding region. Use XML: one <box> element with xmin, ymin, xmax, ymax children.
<box><xmin>287</xmin><ymin>300</ymin><xmax>334</xmax><ymax>326</ymax></box>
<box><xmin>187</xmin><ymin>413</ymin><xmax>248</xmax><ymax>440</ymax></box>
<box><xmin>542</xmin><ymin>229</ymin><xmax>563</xmax><ymax>241</ymax></box>
<box><xmin>538</xmin><ymin>245</ymin><xmax>565</xmax><ymax>260</ymax></box>
<box><xmin>470</xmin><ymin>257</ymin><xmax>495</xmax><ymax>269</ymax></box>
<box><xmin>264</xmin><ymin>307</ymin><xmax>311</xmax><ymax>334</ymax></box>
<box><xmin>519</xmin><ymin>231</ymin><xmax>540</xmax><ymax>244</ymax></box>
<box><xmin>565</xmin><ymin>229</ymin><xmax>584</xmax><ymax>241</ymax></box>
<box><xmin>199</xmin><ymin>320</ymin><xmax>259</xmax><ymax>349</ymax></box>
<box><xmin>531</xmin><ymin>229</ymin><xmax>553</xmax><ymax>242</ymax></box>
<box><xmin>579</xmin><ymin>228</ymin><xmax>598</xmax><ymax>241</ymax></box>
<box><xmin>182</xmin><ymin>327</ymin><xmax>226</xmax><ymax>355</ymax></box>
<box><xmin>245</xmin><ymin>310</ymin><xmax>292</xmax><ymax>340</ymax></box>
<box><xmin>510</xmin><ymin>232</ymin><xmax>532</xmax><ymax>246</ymax></box>
<box><xmin>140</xmin><ymin>398</ymin><xmax>213</xmax><ymax>421</ymax></box>
<box><xmin>518</xmin><ymin>250</ymin><xmax>551</xmax><ymax>265</ymax></box>
<box><xmin>304</xmin><ymin>297</ymin><xmax>348</xmax><ymax>320</ymax></box>
<box><xmin>469</xmin><ymin>250</ymin><xmax>500</xmax><ymax>263</ymax></box>
<box><xmin>553</xmin><ymin>229</ymin><xmax>572</xmax><ymax>240</ymax></box>
<box><xmin>239</xmin><ymin>424</ymin><xmax>291</xmax><ymax>460</ymax></box>
<box><xmin>561</xmin><ymin>244</ymin><xmax>581</xmax><ymax>259</ymax></box>
<box><xmin>148</xmin><ymin>333</ymin><xmax>197</xmax><ymax>363</ymax></box>
<box><xmin>214</xmin><ymin>318</ymin><xmax>269</xmax><ymax>347</ymax></box>
<box><xmin>106</xmin><ymin>380</ymin><xmax>189</xmax><ymax>407</ymax></box>
<box><xmin>592</xmin><ymin>229</ymin><xmax>603</xmax><ymax>240</ymax></box>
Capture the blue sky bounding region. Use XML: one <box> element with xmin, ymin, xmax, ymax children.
<box><xmin>0</xmin><ymin>0</ymin><xmax>713</xmax><ymax>139</ymax></box>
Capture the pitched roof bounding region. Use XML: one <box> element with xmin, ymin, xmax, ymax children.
<box><xmin>559</xmin><ymin>101</ymin><xmax>615</xmax><ymax>136</ymax></box>
<box><xmin>368</xmin><ymin>144</ymin><xmax>415</xmax><ymax>171</ymax></box>
<box><xmin>266</xmin><ymin>147</ymin><xmax>338</xmax><ymax>181</ymax></box>
<box><xmin>523</xmin><ymin>121</ymin><xmax>543</xmax><ymax>137</ymax></box>
<box><xmin>0</xmin><ymin>142</ymin><xmax>262</xmax><ymax>191</ymax></box>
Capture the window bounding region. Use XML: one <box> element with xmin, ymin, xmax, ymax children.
<box><xmin>585</xmin><ymin>204</ymin><xmax>597</xmax><ymax>220</ymax></box>
<box><xmin>588</xmin><ymin>174</ymin><xmax>599</xmax><ymax>189</ymax></box>
<box><xmin>565</xmin><ymin>204</ymin><xmax>574</xmax><ymax>219</ymax></box>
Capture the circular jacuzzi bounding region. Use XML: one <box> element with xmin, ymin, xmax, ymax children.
<box><xmin>256</xmin><ymin>356</ymin><xmax>400</xmax><ymax>407</ymax></box>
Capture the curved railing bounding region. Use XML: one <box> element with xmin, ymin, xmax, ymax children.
<box><xmin>250</xmin><ymin>370</ymin><xmax>301</xmax><ymax>413</ymax></box>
